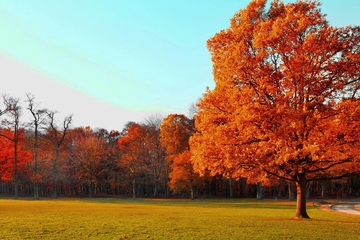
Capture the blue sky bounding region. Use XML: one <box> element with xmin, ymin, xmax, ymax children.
<box><xmin>0</xmin><ymin>0</ymin><xmax>359</xmax><ymax>131</ymax></box>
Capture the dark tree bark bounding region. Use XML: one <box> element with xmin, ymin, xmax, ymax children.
<box><xmin>132</xmin><ymin>177</ymin><xmax>136</xmax><ymax>199</ymax></box>
<box><xmin>228</xmin><ymin>178</ymin><xmax>233</xmax><ymax>198</ymax></box>
<box><xmin>288</xmin><ymin>182</ymin><xmax>295</xmax><ymax>201</ymax></box>
<box><xmin>294</xmin><ymin>176</ymin><xmax>310</xmax><ymax>219</ymax></box>
<box><xmin>190</xmin><ymin>185</ymin><xmax>194</xmax><ymax>200</ymax></box>
<box><xmin>256</xmin><ymin>182</ymin><xmax>263</xmax><ymax>200</ymax></box>
<box><xmin>321</xmin><ymin>180</ymin><xmax>327</xmax><ymax>197</ymax></box>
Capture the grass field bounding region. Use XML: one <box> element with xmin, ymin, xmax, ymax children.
<box><xmin>0</xmin><ymin>198</ymin><xmax>359</xmax><ymax>239</ymax></box>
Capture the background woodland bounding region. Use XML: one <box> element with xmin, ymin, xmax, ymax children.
<box><xmin>0</xmin><ymin>93</ymin><xmax>359</xmax><ymax>200</ymax></box>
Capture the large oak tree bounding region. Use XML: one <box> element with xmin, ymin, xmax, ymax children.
<box><xmin>191</xmin><ymin>0</ymin><xmax>360</xmax><ymax>218</ymax></box>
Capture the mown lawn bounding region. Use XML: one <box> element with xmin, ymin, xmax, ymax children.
<box><xmin>0</xmin><ymin>198</ymin><xmax>359</xmax><ymax>239</ymax></box>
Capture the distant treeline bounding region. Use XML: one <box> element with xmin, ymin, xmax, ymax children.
<box><xmin>0</xmin><ymin>94</ymin><xmax>359</xmax><ymax>199</ymax></box>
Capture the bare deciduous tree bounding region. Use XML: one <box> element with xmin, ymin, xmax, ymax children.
<box><xmin>25</xmin><ymin>93</ymin><xmax>47</xmax><ymax>199</ymax></box>
<box><xmin>46</xmin><ymin>111</ymin><xmax>72</xmax><ymax>198</ymax></box>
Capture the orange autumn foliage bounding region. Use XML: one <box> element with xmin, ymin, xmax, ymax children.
<box><xmin>190</xmin><ymin>0</ymin><xmax>360</xmax><ymax>218</ymax></box>
<box><xmin>169</xmin><ymin>150</ymin><xmax>196</xmax><ymax>193</ymax></box>
<box><xmin>118</xmin><ymin>123</ymin><xmax>151</xmax><ymax>175</ymax></box>
<box><xmin>160</xmin><ymin>114</ymin><xmax>200</xmax><ymax>196</ymax></box>
<box><xmin>160</xmin><ymin>114</ymin><xmax>194</xmax><ymax>158</ymax></box>
<box><xmin>69</xmin><ymin>127</ymin><xmax>110</xmax><ymax>197</ymax></box>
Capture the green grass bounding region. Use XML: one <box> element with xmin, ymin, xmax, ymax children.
<box><xmin>0</xmin><ymin>198</ymin><xmax>359</xmax><ymax>239</ymax></box>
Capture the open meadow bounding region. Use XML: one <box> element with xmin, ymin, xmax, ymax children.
<box><xmin>0</xmin><ymin>198</ymin><xmax>359</xmax><ymax>239</ymax></box>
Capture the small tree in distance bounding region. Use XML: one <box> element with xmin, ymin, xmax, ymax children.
<box><xmin>191</xmin><ymin>0</ymin><xmax>360</xmax><ymax>218</ymax></box>
<box><xmin>160</xmin><ymin>114</ymin><xmax>200</xmax><ymax>199</ymax></box>
<box><xmin>69</xmin><ymin>127</ymin><xmax>110</xmax><ymax>198</ymax></box>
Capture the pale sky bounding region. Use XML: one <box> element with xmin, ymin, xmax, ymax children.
<box><xmin>0</xmin><ymin>0</ymin><xmax>359</xmax><ymax>131</ymax></box>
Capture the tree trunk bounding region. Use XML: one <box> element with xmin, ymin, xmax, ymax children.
<box><xmin>256</xmin><ymin>183</ymin><xmax>263</xmax><ymax>200</ymax></box>
<box><xmin>321</xmin><ymin>180</ymin><xmax>327</xmax><ymax>197</ymax></box>
<box><xmin>295</xmin><ymin>178</ymin><xmax>310</xmax><ymax>219</ymax></box>
<box><xmin>190</xmin><ymin>185</ymin><xmax>194</xmax><ymax>200</ymax></box>
<box><xmin>153</xmin><ymin>179</ymin><xmax>158</xmax><ymax>197</ymax></box>
<box><xmin>229</xmin><ymin>178</ymin><xmax>233</xmax><ymax>198</ymax></box>
<box><xmin>34</xmin><ymin>183</ymin><xmax>39</xmax><ymax>199</ymax></box>
<box><xmin>14</xmin><ymin>172</ymin><xmax>19</xmax><ymax>199</ymax></box>
<box><xmin>132</xmin><ymin>177</ymin><xmax>136</xmax><ymax>199</ymax></box>
<box><xmin>89</xmin><ymin>183</ymin><xmax>93</xmax><ymax>198</ymax></box>
<box><xmin>288</xmin><ymin>182</ymin><xmax>295</xmax><ymax>201</ymax></box>
<box><xmin>14</xmin><ymin>138</ymin><xmax>19</xmax><ymax>199</ymax></box>
<box><xmin>306</xmin><ymin>181</ymin><xmax>311</xmax><ymax>199</ymax></box>
<box><xmin>278</xmin><ymin>181</ymin><xmax>283</xmax><ymax>198</ymax></box>
<box><xmin>52</xmin><ymin>149</ymin><xmax>59</xmax><ymax>198</ymax></box>
<box><xmin>52</xmin><ymin>179</ymin><xmax>57</xmax><ymax>198</ymax></box>
<box><xmin>165</xmin><ymin>183</ymin><xmax>170</xmax><ymax>198</ymax></box>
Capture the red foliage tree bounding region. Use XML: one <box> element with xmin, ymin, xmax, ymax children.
<box><xmin>0</xmin><ymin>129</ymin><xmax>32</xmax><ymax>184</ymax></box>
<box><xmin>1</xmin><ymin>95</ymin><xmax>32</xmax><ymax>198</ymax></box>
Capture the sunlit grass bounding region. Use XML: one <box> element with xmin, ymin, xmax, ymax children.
<box><xmin>0</xmin><ymin>198</ymin><xmax>359</xmax><ymax>239</ymax></box>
